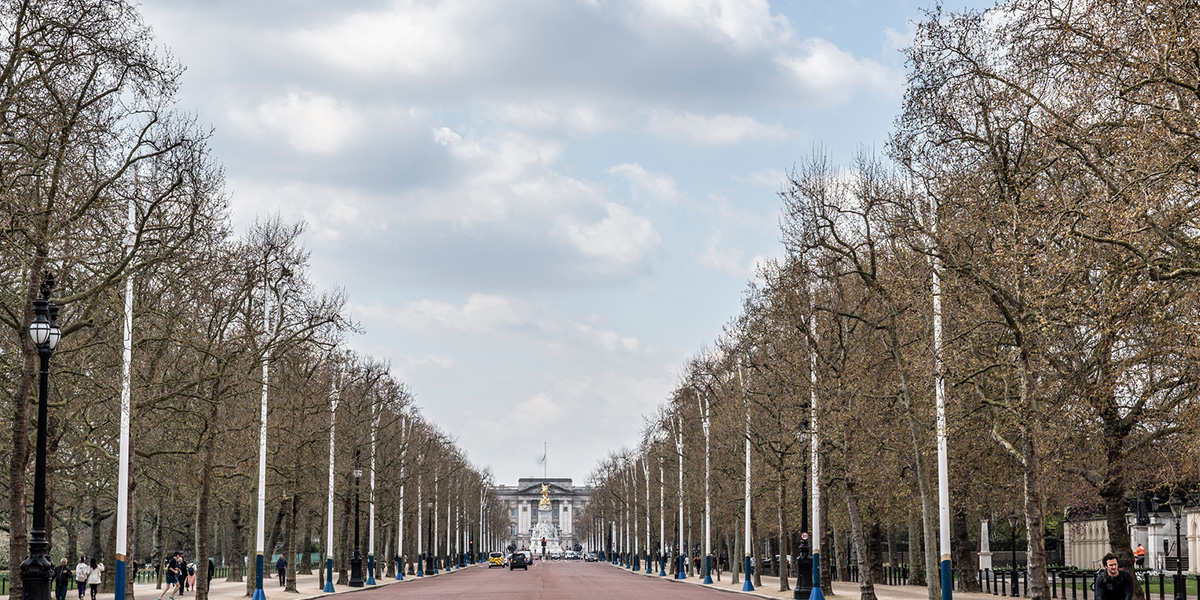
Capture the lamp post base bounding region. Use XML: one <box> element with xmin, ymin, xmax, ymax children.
<box><xmin>323</xmin><ymin>558</ymin><xmax>335</xmax><ymax>592</ymax></box>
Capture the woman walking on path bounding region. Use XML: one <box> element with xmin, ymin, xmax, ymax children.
<box><xmin>74</xmin><ymin>558</ymin><xmax>90</xmax><ymax>600</ymax></box>
<box><xmin>86</xmin><ymin>559</ymin><xmax>104</xmax><ymax>600</ymax></box>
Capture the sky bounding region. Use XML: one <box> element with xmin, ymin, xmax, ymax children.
<box><xmin>136</xmin><ymin>0</ymin><xmax>993</xmax><ymax>487</ymax></box>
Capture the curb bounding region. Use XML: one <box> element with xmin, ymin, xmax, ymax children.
<box><xmin>606</xmin><ymin>561</ymin><xmax>801</xmax><ymax>600</ymax></box>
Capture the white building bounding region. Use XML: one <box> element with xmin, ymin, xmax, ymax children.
<box><xmin>492</xmin><ymin>477</ymin><xmax>591</xmax><ymax>552</ymax></box>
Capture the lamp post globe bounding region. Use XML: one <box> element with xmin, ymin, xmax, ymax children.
<box><xmin>1008</xmin><ymin>513</ymin><xmax>1019</xmax><ymax>597</ymax></box>
<box><xmin>349</xmin><ymin>454</ymin><xmax>364</xmax><ymax>587</ymax></box>
<box><xmin>1169</xmin><ymin>497</ymin><xmax>1185</xmax><ymax>600</ymax></box>
<box><xmin>20</xmin><ymin>274</ymin><xmax>60</xmax><ymax>600</ymax></box>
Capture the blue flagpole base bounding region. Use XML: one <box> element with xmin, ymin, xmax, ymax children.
<box><xmin>396</xmin><ymin>558</ymin><xmax>404</xmax><ymax>580</ymax></box>
<box><xmin>703</xmin><ymin>556</ymin><xmax>712</xmax><ymax>584</ymax></box>
<box><xmin>743</xmin><ymin>556</ymin><xmax>754</xmax><ymax>591</ymax></box>
<box><xmin>115</xmin><ymin>558</ymin><xmax>127</xmax><ymax>600</ymax></box>
<box><xmin>367</xmin><ymin>555</ymin><xmax>375</xmax><ymax>585</ymax></box>
<box><xmin>323</xmin><ymin>558</ymin><xmax>334</xmax><ymax>592</ymax></box>
<box><xmin>659</xmin><ymin>556</ymin><xmax>667</xmax><ymax>576</ymax></box>
<box><xmin>941</xmin><ymin>558</ymin><xmax>953</xmax><ymax>600</ymax></box>
<box><xmin>254</xmin><ymin>554</ymin><xmax>266</xmax><ymax>600</ymax></box>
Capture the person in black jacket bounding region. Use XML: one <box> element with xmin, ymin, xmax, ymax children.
<box><xmin>1095</xmin><ymin>553</ymin><xmax>1135</xmax><ymax>600</ymax></box>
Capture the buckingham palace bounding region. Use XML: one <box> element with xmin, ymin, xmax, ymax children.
<box><xmin>492</xmin><ymin>477</ymin><xmax>592</xmax><ymax>553</ymax></box>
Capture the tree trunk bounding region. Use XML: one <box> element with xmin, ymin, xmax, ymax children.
<box><xmin>9</xmin><ymin>271</ymin><xmax>43</xmax><ymax>600</ymax></box>
<box><xmin>227</xmin><ymin>498</ymin><xmax>244</xmax><ymax>583</ymax></box>
<box><xmin>954</xmin><ymin>509</ymin><xmax>982</xmax><ymax>592</ymax></box>
<box><xmin>887</xmin><ymin>524</ymin><xmax>897</xmax><ymax>568</ymax></box>
<box><xmin>1021</xmin><ymin>421</ymin><xmax>1051</xmax><ymax>600</ymax></box>
<box><xmin>834</xmin><ymin>527</ymin><xmax>847</xmax><ymax>581</ymax></box>
<box><xmin>103</xmin><ymin>508</ymin><xmax>118</xmax><ymax>592</ymax></box>
<box><xmin>68</xmin><ymin>506</ymin><xmax>80</xmax><ymax>568</ymax></box>
<box><xmin>266</xmin><ymin>505</ymin><xmax>286</xmax><ymax>565</ymax></box>
<box><xmin>299</xmin><ymin>509</ymin><xmax>313</xmax><ymax>575</ymax></box>
<box><xmin>196</xmin><ymin>399</ymin><xmax>219</xmax><ymax>600</ymax></box>
<box><xmin>154</xmin><ymin>504</ymin><xmax>164</xmax><ymax>589</ymax></box>
<box><xmin>845</xmin><ymin>476</ymin><xmax>878</xmax><ymax>600</ymax></box>
<box><xmin>909</xmin><ymin>510</ymin><xmax>927</xmax><ymax>587</ymax></box>
<box><xmin>732</xmin><ymin>530</ymin><xmax>741</xmax><ymax>585</ymax></box>
<box><xmin>337</xmin><ymin>487</ymin><xmax>350</xmax><ymax>585</ymax></box>
<box><xmin>285</xmin><ymin>495</ymin><xmax>299</xmax><ymax>593</ymax></box>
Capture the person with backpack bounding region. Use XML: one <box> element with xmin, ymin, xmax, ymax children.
<box><xmin>74</xmin><ymin>557</ymin><xmax>90</xmax><ymax>600</ymax></box>
<box><xmin>1095</xmin><ymin>553</ymin><xmax>1135</xmax><ymax>600</ymax></box>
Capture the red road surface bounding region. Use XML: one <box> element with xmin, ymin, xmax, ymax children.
<box><xmin>349</xmin><ymin>561</ymin><xmax>736</xmax><ymax>600</ymax></box>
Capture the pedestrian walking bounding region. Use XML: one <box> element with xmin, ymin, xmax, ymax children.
<box><xmin>275</xmin><ymin>555</ymin><xmax>287</xmax><ymax>586</ymax></box>
<box><xmin>1134</xmin><ymin>544</ymin><xmax>1146</xmax><ymax>568</ymax></box>
<box><xmin>74</xmin><ymin>558</ymin><xmax>90</xmax><ymax>600</ymax></box>
<box><xmin>175</xmin><ymin>554</ymin><xmax>187</xmax><ymax>596</ymax></box>
<box><xmin>207</xmin><ymin>558</ymin><xmax>215</xmax><ymax>590</ymax></box>
<box><xmin>158</xmin><ymin>552</ymin><xmax>180</xmax><ymax>600</ymax></box>
<box><xmin>1095</xmin><ymin>553</ymin><xmax>1135</xmax><ymax>600</ymax></box>
<box><xmin>54</xmin><ymin>559</ymin><xmax>72</xmax><ymax>600</ymax></box>
<box><xmin>86</xmin><ymin>559</ymin><xmax>104</xmax><ymax>600</ymax></box>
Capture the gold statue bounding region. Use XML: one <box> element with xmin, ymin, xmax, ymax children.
<box><xmin>539</xmin><ymin>483</ymin><xmax>551</xmax><ymax>508</ymax></box>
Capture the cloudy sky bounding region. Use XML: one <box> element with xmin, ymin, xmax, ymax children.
<box><xmin>137</xmin><ymin>0</ymin><xmax>991</xmax><ymax>486</ymax></box>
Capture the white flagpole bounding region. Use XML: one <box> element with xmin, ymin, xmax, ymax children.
<box><xmin>115</xmin><ymin>193</ymin><xmax>134</xmax><ymax>600</ymax></box>
<box><xmin>395</xmin><ymin>418</ymin><xmax>406</xmax><ymax>580</ymax></box>
<box><xmin>702</xmin><ymin>391</ymin><xmax>712</xmax><ymax>584</ymax></box>
<box><xmin>252</xmin><ymin>274</ymin><xmax>270</xmax><ymax>600</ymax></box>
<box><xmin>933</xmin><ymin>195</ymin><xmax>953</xmax><ymax>600</ymax></box>
<box><xmin>323</xmin><ymin>372</ymin><xmax>338</xmax><ymax>592</ymax></box>
<box><xmin>810</xmin><ymin>276</ymin><xmax>825</xmax><ymax>600</ymax></box>
<box><xmin>676</xmin><ymin>416</ymin><xmax>684</xmax><ymax>579</ymax></box>
<box><xmin>738</xmin><ymin>359</ymin><xmax>754</xmax><ymax>592</ymax></box>
<box><xmin>367</xmin><ymin>403</ymin><xmax>377</xmax><ymax>584</ymax></box>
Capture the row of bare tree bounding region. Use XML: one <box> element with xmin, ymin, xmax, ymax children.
<box><xmin>583</xmin><ymin>2</ymin><xmax>1200</xmax><ymax>599</ymax></box>
<box><xmin>0</xmin><ymin>1</ymin><xmax>508</xmax><ymax>598</ymax></box>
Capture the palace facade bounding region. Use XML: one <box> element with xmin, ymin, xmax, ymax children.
<box><xmin>492</xmin><ymin>477</ymin><xmax>592</xmax><ymax>552</ymax></box>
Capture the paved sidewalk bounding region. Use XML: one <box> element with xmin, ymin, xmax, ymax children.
<box><xmin>85</xmin><ymin>563</ymin><xmax>463</xmax><ymax>600</ymax></box>
<box><xmin>608</xmin><ymin>562</ymin><xmax>1002</xmax><ymax>600</ymax></box>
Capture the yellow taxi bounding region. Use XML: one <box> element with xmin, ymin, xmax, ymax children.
<box><xmin>488</xmin><ymin>551</ymin><xmax>505</xmax><ymax>568</ymax></box>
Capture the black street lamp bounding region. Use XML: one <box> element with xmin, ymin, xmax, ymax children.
<box><xmin>426</xmin><ymin>502</ymin><xmax>435</xmax><ymax>575</ymax></box>
<box><xmin>1168</xmin><ymin>497</ymin><xmax>1185</xmax><ymax>600</ymax></box>
<box><xmin>20</xmin><ymin>274</ymin><xmax>61</xmax><ymax>600</ymax></box>
<box><xmin>1008</xmin><ymin>513</ymin><xmax>1019</xmax><ymax>597</ymax></box>
<box><xmin>349</xmin><ymin>453</ymin><xmax>364</xmax><ymax>587</ymax></box>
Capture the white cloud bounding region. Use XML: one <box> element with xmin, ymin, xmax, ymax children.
<box><xmin>735</xmin><ymin>168</ymin><xmax>788</xmax><ymax>190</ymax></box>
<box><xmin>699</xmin><ymin>232</ymin><xmax>753</xmax><ymax>278</ymax></box>
<box><xmin>226</xmin><ymin>177</ymin><xmax>384</xmax><ymax>242</ymax></box>
<box><xmin>607</xmin><ymin>163</ymin><xmax>680</xmax><ymax>203</ymax></box>
<box><xmin>779</xmin><ymin>38</ymin><xmax>904</xmax><ymax>104</ymax></box>
<box><xmin>227</xmin><ymin>92</ymin><xmax>366</xmax><ymax>154</ymax></box>
<box><xmin>559</xmin><ymin>203</ymin><xmax>660</xmax><ymax>267</ymax></box>
<box><xmin>488</xmin><ymin>102</ymin><xmax>611</xmax><ymax>134</ymax></box>
<box><xmin>647</xmin><ymin>111</ymin><xmax>788</xmax><ymax>146</ymax></box>
<box><xmin>353</xmin><ymin>294</ymin><xmax>648</xmax><ymax>357</ymax></box>
<box><xmin>290</xmin><ymin>3</ymin><xmax>468</xmax><ymax>76</ymax></box>
<box><xmin>635</xmin><ymin>0</ymin><xmax>792</xmax><ymax>52</ymax></box>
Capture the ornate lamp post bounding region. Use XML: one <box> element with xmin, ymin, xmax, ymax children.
<box><xmin>1008</xmin><ymin>513</ymin><xmax>1019</xmax><ymax>597</ymax></box>
<box><xmin>20</xmin><ymin>274</ymin><xmax>61</xmax><ymax>600</ymax></box>
<box><xmin>349</xmin><ymin>453</ymin><xmax>364</xmax><ymax>587</ymax></box>
<box><xmin>1169</xmin><ymin>497</ymin><xmax>1185</xmax><ymax>600</ymax></box>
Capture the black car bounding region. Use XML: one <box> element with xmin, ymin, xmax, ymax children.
<box><xmin>509</xmin><ymin>553</ymin><xmax>529</xmax><ymax>570</ymax></box>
